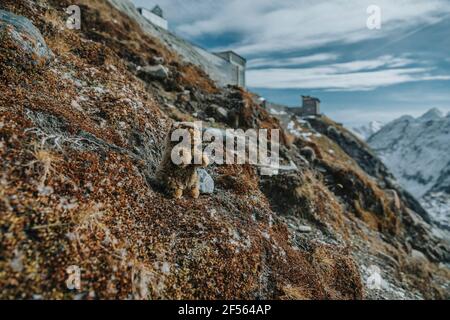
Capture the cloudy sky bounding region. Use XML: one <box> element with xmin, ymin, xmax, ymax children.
<box><xmin>133</xmin><ymin>0</ymin><xmax>450</xmax><ymax>127</ymax></box>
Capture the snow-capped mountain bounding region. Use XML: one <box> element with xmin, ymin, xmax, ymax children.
<box><xmin>351</xmin><ymin>121</ymin><xmax>384</xmax><ymax>140</ymax></box>
<box><xmin>368</xmin><ymin>108</ymin><xmax>450</xmax><ymax>231</ymax></box>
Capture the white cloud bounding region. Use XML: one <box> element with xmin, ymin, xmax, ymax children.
<box><xmin>387</xmin><ymin>91</ymin><xmax>450</xmax><ymax>103</ymax></box>
<box><xmin>328</xmin><ymin>109</ymin><xmax>420</xmax><ymax>127</ymax></box>
<box><xmin>248</xmin><ymin>53</ymin><xmax>339</xmax><ymax>69</ymax></box>
<box><xmin>134</xmin><ymin>0</ymin><xmax>450</xmax><ymax>56</ymax></box>
<box><xmin>132</xmin><ymin>1</ymin><xmax>450</xmax><ymax>92</ymax></box>
<box><xmin>329</xmin><ymin>106</ymin><xmax>450</xmax><ymax>127</ymax></box>
<box><xmin>247</xmin><ymin>55</ymin><xmax>450</xmax><ymax>90</ymax></box>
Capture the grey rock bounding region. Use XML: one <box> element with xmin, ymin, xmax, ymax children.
<box><xmin>138</xmin><ymin>64</ymin><xmax>169</xmax><ymax>81</ymax></box>
<box><xmin>207</xmin><ymin>104</ymin><xmax>229</xmax><ymax>121</ymax></box>
<box><xmin>198</xmin><ymin>169</ymin><xmax>214</xmax><ymax>194</ymax></box>
<box><xmin>288</xmin><ymin>223</ymin><xmax>297</xmax><ymax>230</ymax></box>
<box><xmin>327</xmin><ymin>126</ymin><xmax>340</xmax><ymax>137</ymax></box>
<box><xmin>152</xmin><ymin>56</ymin><xmax>165</xmax><ymax>64</ymax></box>
<box><xmin>176</xmin><ymin>90</ymin><xmax>190</xmax><ymax>103</ymax></box>
<box><xmin>411</xmin><ymin>249</ymin><xmax>428</xmax><ymax>262</ymax></box>
<box><xmin>299</xmin><ymin>147</ymin><xmax>316</xmax><ymax>163</ymax></box>
<box><xmin>385</xmin><ymin>189</ymin><xmax>401</xmax><ymax>211</ymax></box>
<box><xmin>297</xmin><ymin>225</ymin><xmax>312</xmax><ymax>233</ymax></box>
<box><xmin>0</xmin><ymin>9</ymin><xmax>54</xmax><ymax>64</ymax></box>
<box><xmin>216</xmin><ymin>106</ymin><xmax>229</xmax><ymax>119</ymax></box>
<box><xmin>189</xmin><ymin>88</ymin><xmax>204</xmax><ymax>102</ymax></box>
<box><xmin>10</xmin><ymin>250</ymin><xmax>24</xmax><ymax>272</ymax></box>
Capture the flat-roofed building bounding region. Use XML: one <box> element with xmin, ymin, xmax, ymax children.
<box><xmin>214</xmin><ymin>51</ymin><xmax>247</xmax><ymax>87</ymax></box>
<box><xmin>138</xmin><ymin>5</ymin><xmax>168</xmax><ymax>30</ymax></box>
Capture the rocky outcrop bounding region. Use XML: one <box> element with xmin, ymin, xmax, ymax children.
<box><xmin>306</xmin><ymin>116</ymin><xmax>431</xmax><ymax>222</ymax></box>
<box><xmin>137</xmin><ymin>64</ymin><xmax>170</xmax><ymax>81</ymax></box>
<box><xmin>0</xmin><ymin>9</ymin><xmax>53</xmax><ymax>67</ymax></box>
<box><xmin>308</xmin><ymin>118</ymin><xmax>393</xmax><ymax>180</ymax></box>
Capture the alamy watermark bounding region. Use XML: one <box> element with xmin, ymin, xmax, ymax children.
<box><xmin>367</xmin><ymin>5</ymin><xmax>382</xmax><ymax>30</ymax></box>
<box><xmin>63</xmin><ymin>4</ymin><xmax>382</xmax><ymax>32</ymax></box>
<box><xmin>66</xmin><ymin>5</ymin><xmax>81</xmax><ymax>30</ymax></box>
<box><xmin>170</xmin><ymin>122</ymin><xmax>280</xmax><ymax>176</ymax></box>
<box><xmin>66</xmin><ymin>265</ymin><xmax>81</xmax><ymax>290</ymax></box>
<box><xmin>366</xmin><ymin>265</ymin><xmax>383</xmax><ymax>290</ymax></box>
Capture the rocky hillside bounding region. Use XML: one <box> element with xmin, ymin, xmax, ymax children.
<box><xmin>0</xmin><ymin>0</ymin><xmax>449</xmax><ymax>300</ymax></box>
<box><xmin>368</xmin><ymin>109</ymin><xmax>450</xmax><ymax>232</ymax></box>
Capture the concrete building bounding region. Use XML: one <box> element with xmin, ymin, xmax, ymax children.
<box><xmin>132</xmin><ymin>3</ymin><xmax>246</xmax><ymax>87</ymax></box>
<box><xmin>213</xmin><ymin>51</ymin><xmax>246</xmax><ymax>87</ymax></box>
<box><xmin>137</xmin><ymin>5</ymin><xmax>168</xmax><ymax>30</ymax></box>
<box><xmin>289</xmin><ymin>96</ymin><xmax>321</xmax><ymax>117</ymax></box>
<box><xmin>300</xmin><ymin>96</ymin><xmax>321</xmax><ymax>115</ymax></box>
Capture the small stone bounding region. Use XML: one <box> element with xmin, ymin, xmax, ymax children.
<box><xmin>38</xmin><ymin>185</ymin><xmax>54</xmax><ymax>196</ymax></box>
<box><xmin>216</xmin><ymin>106</ymin><xmax>229</xmax><ymax>119</ymax></box>
<box><xmin>327</xmin><ymin>126</ymin><xmax>340</xmax><ymax>137</ymax></box>
<box><xmin>411</xmin><ymin>249</ymin><xmax>428</xmax><ymax>262</ymax></box>
<box><xmin>152</xmin><ymin>56</ymin><xmax>165</xmax><ymax>64</ymax></box>
<box><xmin>198</xmin><ymin>169</ymin><xmax>214</xmax><ymax>194</ymax></box>
<box><xmin>71</xmin><ymin>100</ymin><xmax>83</xmax><ymax>112</ymax></box>
<box><xmin>297</xmin><ymin>225</ymin><xmax>312</xmax><ymax>233</ymax></box>
<box><xmin>161</xmin><ymin>262</ymin><xmax>170</xmax><ymax>274</ymax></box>
<box><xmin>10</xmin><ymin>250</ymin><xmax>24</xmax><ymax>272</ymax></box>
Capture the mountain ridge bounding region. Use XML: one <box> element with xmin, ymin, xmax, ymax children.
<box><xmin>351</xmin><ymin>121</ymin><xmax>384</xmax><ymax>140</ymax></box>
<box><xmin>368</xmin><ymin>108</ymin><xmax>450</xmax><ymax>232</ymax></box>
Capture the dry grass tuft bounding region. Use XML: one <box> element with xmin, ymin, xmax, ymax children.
<box><xmin>26</xmin><ymin>143</ymin><xmax>61</xmax><ymax>188</ymax></box>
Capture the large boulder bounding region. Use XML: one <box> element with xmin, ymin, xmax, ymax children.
<box><xmin>307</xmin><ymin>117</ymin><xmax>431</xmax><ymax>222</ymax></box>
<box><xmin>0</xmin><ymin>10</ymin><xmax>53</xmax><ymax>66</ymax></box>
<box><xmin>137</xmin><ymin>64</ymin><xmax>169</xmax><ymax>81</ymax></box>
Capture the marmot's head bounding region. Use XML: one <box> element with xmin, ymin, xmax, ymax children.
<box><xmin>168</xmin><ymin>122</ymin><xmax>207</xmax><ymax>168</ymax></box>
<box><xmin>168</xmin><ymin>122</ymin><xmax>202</xmax><ymax>147</ymax></box>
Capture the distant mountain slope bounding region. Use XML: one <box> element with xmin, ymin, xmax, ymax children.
<box><xmin>368</xmin><ymin>109</ymin><xmax>450</xmax><ymax>230</ymax></box>
<box><xmin>352</xmin><ymin>121</ymin><xmax>383</xmax><ymax>140</ymax></box>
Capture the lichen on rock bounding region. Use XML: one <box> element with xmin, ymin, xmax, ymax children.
<box><xmin>0</xmin><ymin>9</ymin><xmax>53</xmax><ymax>67</ymax></box>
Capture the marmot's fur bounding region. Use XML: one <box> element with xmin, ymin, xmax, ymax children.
<box><xmin>155</xmin><ymin>122</ymin><xmax>209</xmax><ymax>199</ymax></box>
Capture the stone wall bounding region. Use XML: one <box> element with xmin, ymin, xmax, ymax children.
<box><xmin>138</xmin><ymin>8</ymin><xmax>168</xmax><ymax>30</ymax></box>
<box><xmin>108</xmin><ymin>0</ymin><xmax>244</xmax><ymax>87</ymax></box>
